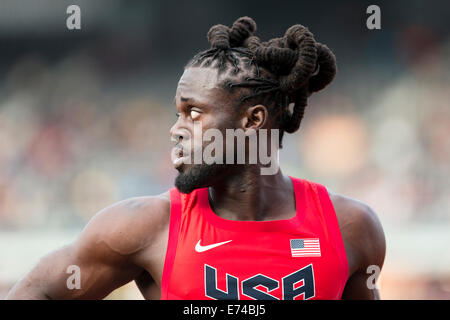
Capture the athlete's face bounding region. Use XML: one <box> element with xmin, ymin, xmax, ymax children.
<box><xmin>170</xmin><ymin>67</ymin><xmax>240</xmax><ymax>193</ymax></box>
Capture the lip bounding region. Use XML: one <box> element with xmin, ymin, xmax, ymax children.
<box><xmin>171</xmin><ymin>145</ymin><xmax>190</xmax><ymax>169</ymax></box>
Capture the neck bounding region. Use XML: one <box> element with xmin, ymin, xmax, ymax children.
<box><xmin>208</xmin><ymin>166</ymin><xmax>296</xmax><ymax>221</ymax></box>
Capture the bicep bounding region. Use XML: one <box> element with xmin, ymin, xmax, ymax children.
<box><xmin>331</xmin><ymin>193</ymin><xmax>386</xmax><ymax>300</ymax></box>
<box><xmin>6</xmin><ymin>195</ymin><xmax>169</xmax><ymax>300</ymax></box>
<box><xmin>6</xmin><ymin>207</ymin><xmax>143</xmax><ymax>300</ymax></box>
<box><xmin>341</xmin><ymin>268</ymin><xmax>380</xmax><ymax>300</ymax></box>
<box><xmin>6</xmin><ymin>237</ymin><xmax>142</xmax><ymax>300</ymax></box>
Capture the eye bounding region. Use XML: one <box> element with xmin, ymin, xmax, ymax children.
<box><xmin>190</xmin><ymin>109</ymin><xmax>201</xmax><ymax>120</ymax></box>
<box><xmin>175</xmin><ymin>112</ymin><xmax>181</xmax><ymax>118</ymax></box>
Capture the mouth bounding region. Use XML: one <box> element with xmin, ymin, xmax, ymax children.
<box><xmin>171</xmin><ymin>145</ymin><xmax>190</xmax><ymax>170</ymax></box>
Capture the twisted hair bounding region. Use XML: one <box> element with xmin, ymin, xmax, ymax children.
<box><xmin>186</xmin><ymin>17</ymin><xmax>336</xmax><ymax>146</ymax></box>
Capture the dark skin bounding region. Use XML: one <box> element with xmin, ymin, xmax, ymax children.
<box><xmin>6</xmin><ymin>67</ymin><xmax>386</xmax><ymax>300</ymax></box>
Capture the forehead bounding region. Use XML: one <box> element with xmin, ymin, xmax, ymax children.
<box><xmin>175</xmin><ymin>67</ymin><xmax>232</xmax><ymax>107</ymax></box>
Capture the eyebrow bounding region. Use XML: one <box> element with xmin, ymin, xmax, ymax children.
<box><xmin>180</xmin><ymin>96</ymin><xmax>192</xmax><ymax>103</ymax></box>
<box><xmin>174</xmin><ymin>96</ymin><xmax>208</xmax><ymax>109</ymax></box>
<box><xmin>173</xmin><ymin>96</ymin><xmax>193</xmax><ymax>104</ymax></box>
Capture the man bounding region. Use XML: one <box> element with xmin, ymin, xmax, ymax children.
<box><xmin>6</xmin><ymin>17</ymin><xmax>385</xmax><ymax>300</ymax></box>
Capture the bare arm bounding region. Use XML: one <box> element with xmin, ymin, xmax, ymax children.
<box><xmin>5</xmin><ymin>194</ymin><xmax>169</xmax><ymax>300</ymax></box>
<box><xmin>330</xmin><ymin>192</ymin><xmax>386</xmax><ymax>300</ymax></box>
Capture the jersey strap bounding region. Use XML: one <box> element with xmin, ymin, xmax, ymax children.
<box><xmin>160</xmin><ymin>188</ymin><xmax>182</xmax><ymax>299</ymax></box>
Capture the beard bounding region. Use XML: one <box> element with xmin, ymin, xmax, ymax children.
<box><xmin>175</xmin><ymin>162</ymin><xmax>229</xmax><ymax>194</ymax></box>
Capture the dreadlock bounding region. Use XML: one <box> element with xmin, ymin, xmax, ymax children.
<box><xmin>185</xmin><ymin>16</ymin><xmax>336</xmax><ymax>147</ymax></box>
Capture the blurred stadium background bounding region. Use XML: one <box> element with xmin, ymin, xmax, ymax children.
<box><xmin>0</xmin><ymin>0</ymin><xmax>449</xmax><ymax>299</ymax></box>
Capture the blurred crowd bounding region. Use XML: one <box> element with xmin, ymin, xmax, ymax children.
<box><xmin>0</xmin><ymin>39</ymin><xmax>448</xmax><ymax>231</ymax></box>
<box><xmin>0</xmin><ymin>52</ymin><xmax>177</xmax><ymax>229</ymax></box>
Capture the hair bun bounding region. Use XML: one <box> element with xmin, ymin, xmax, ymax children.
<box><xmin>229</xmin><ymin>16</ymin><xmax>257</xmax><ymax>47</ymax></box>
<box><xmin>279</xmin><ymin>24</ymin><xmax>317</xmax><ymax>94</ymax></box>
<box><xmin>207</xmin><ymin>24</ymin><xmax>231</xmax><ymax>50</ymax></box>
<box><xmin>308</xmin><ymin>43</ymin><xmax>337</xmax><ymax>93</ymax></box>
<box><xmin>193</xmin><ymin>17</ymin><xmax>337</xmax><ymax>137</ymax></box>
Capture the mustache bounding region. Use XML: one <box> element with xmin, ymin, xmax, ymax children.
<box><xmin>171</xmin><ymin>137</ymin><xmax>191</xmax><ymax>156</ymax></box>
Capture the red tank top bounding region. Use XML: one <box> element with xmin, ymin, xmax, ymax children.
<box><xmin>161</xmin><ymin>177</ymin><xmax>348</xmax><ymax>300</ymax></box>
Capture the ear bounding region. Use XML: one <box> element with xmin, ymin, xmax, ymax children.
<box><xmin>240</xmin><ymin>104</ymin><xmax>268</xmax><ymax>134</ymax></box>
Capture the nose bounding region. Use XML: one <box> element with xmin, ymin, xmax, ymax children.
<box><xmin>170</xmin><ymin>118</ymin><xmax>188</xmax><ymax>143</ymax></box>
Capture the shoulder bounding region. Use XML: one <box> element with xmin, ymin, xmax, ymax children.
<box><xmin>75</xmin><ymin>191</ymin><xmax>171</xmax><ymax>261</ymax></box>
<box><xmin>327</xmin><ymin>189</ymin><xmax>386</xmax><ymax>275</ymax></box>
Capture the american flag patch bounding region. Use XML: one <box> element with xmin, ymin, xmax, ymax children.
<box><xmin>290</xmin><ymin>239</ymin><xmax>321</xmax><ymax>257</ymax></box>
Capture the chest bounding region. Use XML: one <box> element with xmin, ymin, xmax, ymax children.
<box><xmin>168</xmin><ymin>224</ymin><xmax>347</xmax><ymax>300</ymax></box>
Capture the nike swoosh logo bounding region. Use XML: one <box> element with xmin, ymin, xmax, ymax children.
<box><xmin>195</xmin><ymin>239</ymin><xmax>232</xmax><ymax>252</ymax></box>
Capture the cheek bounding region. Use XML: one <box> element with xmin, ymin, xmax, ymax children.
<box><xmin>206</xmin><ymin>111</ymin><xmax>237</xmax><ymax>131</ymax></box>
<box><xmin>190</xmin><ymin>112</ymin><xmax>237</xmax><ymax>148</ymax></box>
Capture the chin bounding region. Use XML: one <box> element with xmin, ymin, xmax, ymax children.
<box><xmin>174</xmin><ymin>163</ymin><xmax>226</xmax><ymax>194</ymax></box>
